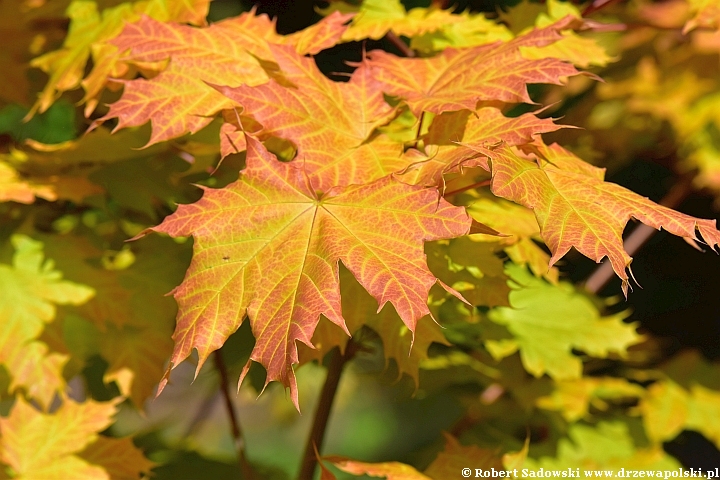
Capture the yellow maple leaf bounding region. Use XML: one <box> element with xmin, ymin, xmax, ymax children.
<box><xmin>0</xmin><ymin>235</ymin><xmax>94</xmax><ymax>408</ymax></box>
<box><xmin>324</xmin><ymin>0</ymin><xmax>462</xmax><ymax>42</ymax></box>
<box><xmin>0</xmin><ymin>397</ymin><xmax>151</xmax><ymax>479</ymax></box>
<box><xmin>29</xmin><ymin>0</ymin><xmax>211</xmax><ymax>116</ymax></box>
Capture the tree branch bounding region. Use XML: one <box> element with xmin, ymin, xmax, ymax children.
<box><xmin>297</xmin><ymin>341</ymin><xmax>358</xmax><ymax>480</ymax></box>
<box><xmin>214</xmin><ymin>351</ymin><xmax>254</xmax><ymax>479</ymax></box>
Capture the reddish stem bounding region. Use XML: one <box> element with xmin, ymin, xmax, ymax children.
<box><xmin>385</xmin><ymin>31</ymin><xmax>415</xmax><ymax>57</ymax></box>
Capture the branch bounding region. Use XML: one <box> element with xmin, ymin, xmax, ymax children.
<box><xmin>214</xmin><ymin>351</ymin><xmax>254</xmax><ymax>480</ymax></box>
<box><xmin>584</xmin><ymin>174</ymin><xmax>695</xmax><ymax>294</ymax></box>
<box><xmin>385</xmin><ymin>31</ymin><xmax>415</xmax><ymax>57</ymax></box>
<box><xmin>297</xmin><ymin>341</ymin><xmax>358</xmax><ymax>480</ymax></box>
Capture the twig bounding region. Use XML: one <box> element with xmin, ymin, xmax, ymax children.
<box><xmin>385</xmin><ymin>31</ymin><xmax>415</xmax><ymax>57</ymax></box>
<box><xmin>582</xmin><ymin>0</ymin><xmax>624</xmax><ymax>17</ymax></box>
<box><xmin>297</xmin><ymin>341</ymin><xmax>358</xmax><ymax>480</ymax></box>
<box><xmin>214</xmin><ymin>351</ymin><xmax>254</xmax><ymax>480</ymax></box>
<box><xmin>584</xmin><ymin>174</ymin><xmax>695</xmax><ymax>294</ymax></box>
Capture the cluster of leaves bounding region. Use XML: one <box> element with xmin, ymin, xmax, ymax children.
<box><xmin>1</xmin><ymin>0</ymin><xmax>720</xmax><ymax>478</ymax></box>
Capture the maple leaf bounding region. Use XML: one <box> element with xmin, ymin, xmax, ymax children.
<box><xmin>476</xmin><ymin>142</ymin><xmax>720</xmax><ymax>294</ymax></box>
<box><xmin>398</xmin><ymin>108</ymin><xmax>563</xmax><ymax>187</ymax></box>
<box><xmin>683</xmin><ymin>0</ymin><xmax>720</xmax><ymax>33</ymax></box>
<box><xmin>17</xmin><ymin>126</ymin><xmax>168</xmax><ymax>174</ymax></box>
<box><xmin>0</xmin><ymin>397</ymin><xmax>150</xmax><ymax>479</ymax></box>
<box><xmin>0</xmin><ymin>160</ymin><xmax>56</xmax><ymax>204</ymax></box>
<box><xmin>323</xmin><ymin>0</ymin><xmax>462</xmax><ymax>42</ymax></box>
<box><xmin>423</xmin><ymin>434</ymin><xmax>504</xmax><ymax>479</ymax></box>
<box><xmin>0</xmin><ymin>235</ymin><xmax>94</xmax><ymax>408</ymax></box>
<box><xmin>324</xmin><ymin>456</ymin><xmax>430</xmax><ymax>480</ymax></box>
<box><xmin>523</xmin><ymin>422</ymin><xmax>681</xmax><ymax>473</ymax></box>
<box><xmin>640</xmin><ymin>379</ymin><xmax>720</xmax><ymax>448</ymax></box>
<box><xmin>101</xmin><ymin>324</ymin><xmax>174</xmax><ymax>406</ymax></box>
<box><xmin>77</xmin><ymin>437</ymin><xmax>155</xmax><ymax>479</ymax></box>
<box><xmin>506</xmin><ymin>0</ymin><xmax>613</xmax><ymax>68</ymax></box>
<box><xmin>366</xmin><ymin>18</ymin><xmax>581</xmax><ymax>117</ymax></box>
<box><xmin>98</xmin><ymin>10</ymin><xmax>351</xmax><ymax>146</ymax></box>
<box><xmin>300</xmin><ymin>267</ymin><xmax>450</xmax><ymax>385</ymax></box>
<box><xmin>142</xmin><ymin>136</ymin><xmax>472</xmax><ymax>409</ymax></box>
<box><xmin>410</xmin><ymin>11</ymin><xmax>513</xmax><ymax>54</ymax></box>
<box><xmin>213</xmin><ymin>44</ymin><xmax>404</xmax><ymax>190</ymax></box>
<box><xmin>409</xmin><ymin>0</ymin><xmax>611</xmax><ymax>69</ymax></box>
<box><xmin>485</xmin><ymin>264</ymin><xmax>641</xmax><ymax>380</ymax></box>
<box><xmin>425</xmin><ymin>238</ymin><xmax>511</xmax><ymax>307</ymax></box>
<box><xmin>536</xmin><ymin>377</ymin><xmax>644</xmax><ymax>421</ymax></box>
<box><xmin>29</xmin><ymin>0</ymin><xmax>211</xmax><ymax>116</ymax></box>
<box><xmin>465</xmin><ymin>193</ymin><xmax>559</xmax><ymax>283</ymax></box>
<box><xmin>324</xmin><ymin>434</ymin><xmax>504</xmax><ymax>480</ymax></box>
<box><xmin>41</xmin><ymin>233</ymin><xmax>185</xmax><ymax>406</ymax></box>
<box><xmin>4</xmin><ymin>341</ymin><xmax>69</xmax><ymax>412</ymax></box>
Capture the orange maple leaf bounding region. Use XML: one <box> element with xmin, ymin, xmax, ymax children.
<box><xmin>324</xmin><ymin>457</ymin><xmax>431</xmax><ymax>480</ymax></box>
<box><xmin>323</xmin><ymin>433</ymin><xmax>504</xmax><ymax>480</ymax></box>
<box><xmin>398</xmin><ymin>107</ymin><xmax>564</xmax><ymax>187</ymax></box>
<box><xmin>213</xmin><ymin>44</ymin><xmax>406</xmax><ymax>190</ymax></box>
<box><xmin>99</xmin><ymin>11</ymin><xmax>351</xmax><ymax>146</ymax></box>
<box><xmin>29</xmin><ymin>0</ymin><xmax>212</xmax><ymax>117</ymax></box>
<box><xmin>474</xmin><ymin>142</ymin><xmax>720</xmax><ymax>294</ymax></box>
<box><xmin>299</xmin><ymin>267</ymin><xmax>450</xmax><ymax>386</ymax></box>
<box><xmin>143</xmin><ymin>136</ymin><xmax>473</xmax><ymax>409</ymax></box>
<box><xmin>365</xmin><ymin>18</ymin><xmax>582</xmax><ymax>117</ymax></box>
<box><xmin>424</xmin><ymin>434</ymin><xmax>504</xmax><ymax>479</ymax></box>
<box><xmin>0</xmin><ymin>161</ymin><xmax>56</xmax><ymax>204</ymax></box>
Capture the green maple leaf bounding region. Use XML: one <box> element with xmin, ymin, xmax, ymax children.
<box><xmin>485</xmin><ymin>264</ymin><xmax>641</xmax><ymax>380</ymax></box>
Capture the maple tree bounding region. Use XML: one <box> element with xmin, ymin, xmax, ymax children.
<box><xmin>1</xmin><ymin>0</ymin><xmax>720</xmax><ymax>479</ymax></box>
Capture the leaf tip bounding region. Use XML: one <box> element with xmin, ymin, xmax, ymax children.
<box><xmin>155</xmin><ymin>362</ymin><xmax>175</xmax><ymax>398</ymax></box>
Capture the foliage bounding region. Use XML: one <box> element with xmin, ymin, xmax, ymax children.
<box><xmin>0</xmin><ymin>0</ymin><xmax>719</xmax><ymax>478</ymax></box>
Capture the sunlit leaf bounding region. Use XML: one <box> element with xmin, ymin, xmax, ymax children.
<box><xmin>142</xmin><ymin>136</ymin><xmax>472</xmax><ymax>409</ymax></box>
<box><xmin>486</xmin><ymin>264</ymin><xmax>641</xmax><ymax>380</ymax></box>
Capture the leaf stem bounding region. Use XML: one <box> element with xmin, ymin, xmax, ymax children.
<box><xmin>385</xmin><ymin>31</ymin><xmax>415</xmax><ymax>57</ymax></box>
<box><xmin>414</xmin><ymin>111</ymin><xmax>427</xmax><ymax>148</ymax></box>
<box><xmin>584</xmin><ymin>174</ymin><xmax>694</xmax><ymax>294</ymax></box>
<box><xmin>214</xmin><ymin>351</ymin><xmax>254</xmax><ymax>479</ymax></box>
<box><xmin>582</xmin><ymin>0</ymin><xmax>623</xmax><ymax>17</ymax></box>
<box><xmin>297</xmin><ymin>341</ymin><xmax>358</xmax><ymax>480</ymax></box>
